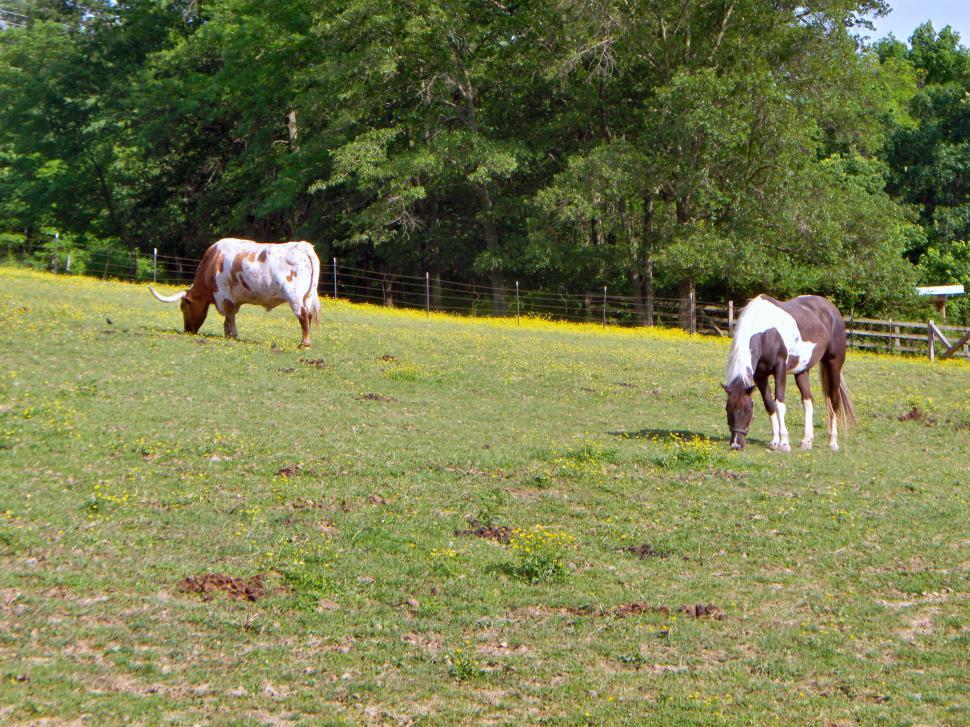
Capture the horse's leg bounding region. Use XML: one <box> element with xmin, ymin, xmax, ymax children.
<box><xmin>795</xmin><ymin>371</ymin><xmax>814</xmax><ymax>450</ymax></box>
<box><xmin>773</xmin><ymin>363</ymin><xmax>791</xmax><ymax>453</ymax></box>
<box><xmin>824</xmin><ymin>358</ymin><xmax>844</xmax><ymax>451</ymax></box>
<box><xmin>755</xmin><ymin>374</ymin><xmax>779</xmax><ymax>450</ymax></box>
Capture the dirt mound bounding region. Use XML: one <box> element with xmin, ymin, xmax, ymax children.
<box><xmin>178</xmin><ymin>573</ymin><xmax>265</xmax><ymax>602</ymax></box>
<box><xmin>618</xmin><ymin>544</ymin><xmax>668</xmax><ymax>559</ymax></box>
<box><xmin>455</xmin><ymin>522</ymin><xmax>512</xmax><ymax>544</ymax></box>
<box><xmin>356</xmin><ymin>393</ymin><xmax>395</xmax><ymax>402</ymax></box>
<box><xmin>300</xmin><ymin>358</ymin><xmax>327</xmax><ymax>369</ymax></box>
<box><xmin>572</xmin><ymin>602</ymin><xmax>724</xmax><ymax>619</ymax></box>
<box><xmin>898</xmin><ymin>406</ymin><xmax>926</xmax><ymax>422</ymax></box>
<box><xmin>276</xmin><ymin>464</ymin><xmax>302</xmax><ymax>477</ymax></box>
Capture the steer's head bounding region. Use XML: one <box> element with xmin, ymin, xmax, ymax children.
<box><xmin>722</xmin><ymin>380</ymin><xmax>755</xmax><ymax>450</ymax></box>
<box><xmin>149</xmin><ymin>286</ymin><xmax>210</xmax><ymax>333</ymax></box>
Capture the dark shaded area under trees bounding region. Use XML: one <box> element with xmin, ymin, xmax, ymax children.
<box><xmin>1</xmin><ymin>1</ymin><xmax>968</xmax><ymax>322</ymax></box>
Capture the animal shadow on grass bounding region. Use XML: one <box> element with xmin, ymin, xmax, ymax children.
<box><xmin>609</xmin><ymin>427</ymin><xmax>766</xmax><ymax>447</ymax></box>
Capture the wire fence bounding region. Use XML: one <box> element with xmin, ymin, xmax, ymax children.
<box><xmin>3</xmin><ymin>238</ymin><xmax>967</xmax><ymax>359</ymax></box>
<box><xmin>2</xmin><ymin>239</ymin><xmax>732</xmax><ymax>334</ymax></box>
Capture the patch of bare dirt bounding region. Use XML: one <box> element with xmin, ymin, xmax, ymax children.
<box><xmin>618</xmin><ymin>543</ymin><xmax>668</xmax><ymax>559</ymax></box>
<box><xmin>455</xmin><ymin>519</ymin><xmax>512</xmax><ymax>544</ymax></box>
<box><xmin>178</xmin><ymin>573</ymin><xmax>265</xmax><ymax>602</ymax></box>
<box><xmin>300</xmin><ymin>358</ymin><xmax>327</xmax><ymax>369</ymax></box>
<box><xmin>897</xmin><ymin>607</ymin><xmax>940</xmax><ymax>641</ymax></box>
<box><xmin>574</xmin><ymin>602</ymin><xmax>725</xmax><ymax>619</ymax></box>
<box><xmin>356</xmin><ymin>392</ymin><xmax>395</xmax><ymax>402</ymax></box>
<box><xmin>379</xmin><ymin>354</ymin><xmax>397</xmax><ymax>362</ymax></box>
<box><xmin>681</xmin><ymin>468</ymin><xmax>745</xmax><ymax>483</ymax></box>
<box><xmin>401</xmin><ymin>632</ymin><xmax>444</xmax><ymax>653</ymax></box>
<box><xmin>276</xmin><ymin>464</ymin><xmax>304</xmax><ymax>477</ymax></box>
<box><xmin>898</xmin><ymin>406</ymin><xmax>935</xmax><ymax>424</ymax></box>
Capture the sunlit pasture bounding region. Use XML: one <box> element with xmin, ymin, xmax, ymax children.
<box><xmin>0</xmin><ymin>267</ymin><xmax>967</xmax><ymax>724</ymax></box>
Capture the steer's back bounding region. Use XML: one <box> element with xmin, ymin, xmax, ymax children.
<box><xmin>211</xmin><ymin>238</ymin><xmax>318</xmax><ymax>312</ymax></box>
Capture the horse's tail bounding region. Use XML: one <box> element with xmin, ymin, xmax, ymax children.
<box><xmin>820</xmin><ymin>363</ymin><xmax>857</xmax><ymax>430</ymax></box>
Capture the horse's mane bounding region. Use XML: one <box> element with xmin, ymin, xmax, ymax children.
<box><xmin>724</xmin><ymin>296</ymin><xmax>771</xmax><ymax>387</ymax></box>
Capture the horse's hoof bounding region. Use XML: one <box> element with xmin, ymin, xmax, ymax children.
<box><xmin>778</xmin><ymin>442</ymin><xmax>791</xmax><ymax>453</ymax></box>
<box><xmin>829</xmin><ymin>442</ymin><xmax>840</xmax><ymax>452</ymax></box>
<box><xmin>768</xmin><ymin>442</ymin><xmax>780</xmax><ymax>451</ymax></box>
<box><xmin>800</xmin><ymin>439</ymin><xmax>813</xmax><ymax>450</ymax></box>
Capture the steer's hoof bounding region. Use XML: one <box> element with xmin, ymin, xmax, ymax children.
<box><xmin>800</xmin><ymin>439</ymin><xmax>813</xmax><ymax>450</ymax></box>
<box><xmin>778</xmin><ymin>442</ymin><xmax>791</xmax><ymax>453</ymax></box>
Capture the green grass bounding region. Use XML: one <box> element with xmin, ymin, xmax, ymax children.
<box><xmin>0</xmin><ymin>267</ymin><xmax>968</xmax><ymax>724</ymax></box>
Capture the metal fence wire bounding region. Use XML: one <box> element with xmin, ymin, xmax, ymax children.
<box><xmin>3</xmin><ymin>239</ymin><xmax>967</xmax><ymax>359</ymax></box>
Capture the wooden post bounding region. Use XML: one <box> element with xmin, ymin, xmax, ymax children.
<box><xmin>892</xmin><ymin>320</ymin><xmax>900</xmax><ymax>354</ymax></box>
<box><xmin>728</xmin><ymin>300</ymin><xmax>734</xmax><ymax>336</ymax></box>
<box><xmin>928</xmin><ymin>320</ymin><xmax>935</xmax><ymax>362</ymax></box>
<box><xmin>515</xmin><ymin>281</ymin><xmax>520</xmax><ymax>325</ymax></box>
<box><xmin>687</xmin><ymin>280</ymin><xmax>697</xmax><ymax>334</ymax></box>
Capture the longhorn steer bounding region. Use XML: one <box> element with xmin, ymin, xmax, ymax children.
<box><xmin>149</xmin><ymin>238</ymin><xmax>321</xmax><ymax>347</ymax></box>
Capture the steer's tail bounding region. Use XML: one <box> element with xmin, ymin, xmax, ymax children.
<box><xmin>303</xmin><ymin>245</ymin><xmax>321</xmax><ymax>324</ymax></box>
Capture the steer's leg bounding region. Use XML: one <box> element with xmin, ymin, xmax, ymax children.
<box><xmin>223</xmin><ymin>302</ymin><xmax>238</xmax><ymax>339</ymax></box>
<box><xmin>795</xmin><ymin>371</ymin><xmax>814</xmax><ymax>450</ymax></box>
<box><xmin>294</xmin><ymin>304</ymin><xmax>311</xmax><ymax>348</ymax></box>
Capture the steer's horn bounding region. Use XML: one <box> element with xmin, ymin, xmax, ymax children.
<box><xmin>148</xmin><ymin>286</ymin><xmax>187</xmax><ymax>303</ymax></box>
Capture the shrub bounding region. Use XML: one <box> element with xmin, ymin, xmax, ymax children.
<box><xmin>652</xmin><ymin>433</ymin><xmax>723</xmax><ymax>470</ymax></box>
<box><xmin>508</xmin><ymin>525</ymin><xmax>574</xmax><ymax>583</ymax></box>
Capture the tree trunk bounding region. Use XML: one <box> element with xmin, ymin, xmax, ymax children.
<box><xmin>642</xmin><ymin>195</ymin><xmax>655</xmax><ymax>326</ymax></box>
<box><xmin>476</xmin><ymin>183</ymin><xmax>507</xmax><ymax>314</ymax></box>
<box><xmin>619</xmin><ymin>198</ymin><xmax>647</xmax><ymax>325</ymax></box>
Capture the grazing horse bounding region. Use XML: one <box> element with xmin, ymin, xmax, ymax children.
<box><xmin>723</xmin><ymin>295</ymin><xmax>855</xmax><ymax>452</ymax></box>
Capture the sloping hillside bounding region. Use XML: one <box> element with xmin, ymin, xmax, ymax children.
<box><xmin>1</xmin><ymin>268</ymin><xmax>967</xmax><ymax>724</ymax></box>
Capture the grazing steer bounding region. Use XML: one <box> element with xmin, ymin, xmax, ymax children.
<box><xmin>149</xmin><ymin>238</ymin><xmax>321</xmax><ymax>347</ymax></box>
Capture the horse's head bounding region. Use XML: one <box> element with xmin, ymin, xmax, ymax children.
<box><xmin>722</xmin><ymin>380</ymin><xmax>755</xmax><ymax>450</ymax></box>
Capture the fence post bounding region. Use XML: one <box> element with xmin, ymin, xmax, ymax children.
<box><xmin>153</xmin><ymin>248</ymin><xmax>157</xmax><ymax>283</ymax></box>
<box><xmin>928</xmin><ymin>320</ymin><xmax>935</xmax><ymax>362</ymax></box>
<box><xmin>332</xmin><ymin>257</ymin><xmax>338</xmax><ymax>299</ymax></box>
<box><xmin>689</xmin><ymin>283</ymin><xmax>696</xmax><ymax>335</ymax></box>
<box><xmin>425</xmin><ymin>272</ymin><xmax>430</xmax><ymax>317</ymax></box>
<box><xmin>602</xmin><ymin>286</ymin><xmax>607</xmax><ymax>326</ymax></box>
<box><xmin>515</xmin><ymin>281</ymin><xmax>520</xmax><ymax>324</ymax></box>
<box><xmin>891</xmin><ymin>319</ymin><xmax>900</xmax><ymax>354</ymax></box>
<box><xmin>51</xmin><ymin>232</ymin><xmax>59</xmax><ymax>273</ymax></box>
<box><xmin>728</xmin><ymin>300</ymin><xmax>734</xmax><ymax>336</ymax></box>
<box><xmin>65</xmin><ymin>254</ymin><xmax>71</xmax><ymax>273</ymax></box>
<box><xmin>848</xmin><ymin>315</ymin><xmax>854</xmax><ymax>350</ymax></box>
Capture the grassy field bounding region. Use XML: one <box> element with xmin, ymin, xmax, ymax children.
<box><xmin>0</xmin><ymin>267</ymin><xmax>967</xmax><ymax>725</ymax></box>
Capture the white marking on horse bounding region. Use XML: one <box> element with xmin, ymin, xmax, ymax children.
<box><xmin>725</xmin><ymin>295</ymin><xmax>817</xmax><ymax>386</ymax></box>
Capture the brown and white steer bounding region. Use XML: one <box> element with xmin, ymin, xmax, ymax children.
<box><xmin>149</xmin><ymin>238</ymin><xmax>321</xmax><ymax>347</ymax></box>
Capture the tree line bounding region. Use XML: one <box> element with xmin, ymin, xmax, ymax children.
<box><xmin>1</xmin><ymin>1</ymin><xmax>968</xmax><ymax>321</ymax></box>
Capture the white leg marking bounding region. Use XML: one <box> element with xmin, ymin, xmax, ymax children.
<box><xmin>776</xmin><ymin>400</ymin><xmax>791</xmax><ymax>453</ymax></box>
<box><xmin>801</xmin><ymin>399</ymin><xmax>814</xmax><ymax>450</ymax></box>
<box><xmin>828</xmin><ymin>411</ymin><xmax>839</xmax><ymax>451</ymax></box>
<box><xmin>769</xmin><ymin>410</ymin><xmax>781</xmax><ymax>450</ymax></box>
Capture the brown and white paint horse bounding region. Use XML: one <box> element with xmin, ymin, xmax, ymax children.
<box><xmin>723</xmin><ymin>295</ymin><xmax>856</xmax><ymax>452</ymax></box>
<box><xmin>149</xmin><ymin>238</ymin><xmax>321</xmax><ymax>347</ymax></box>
